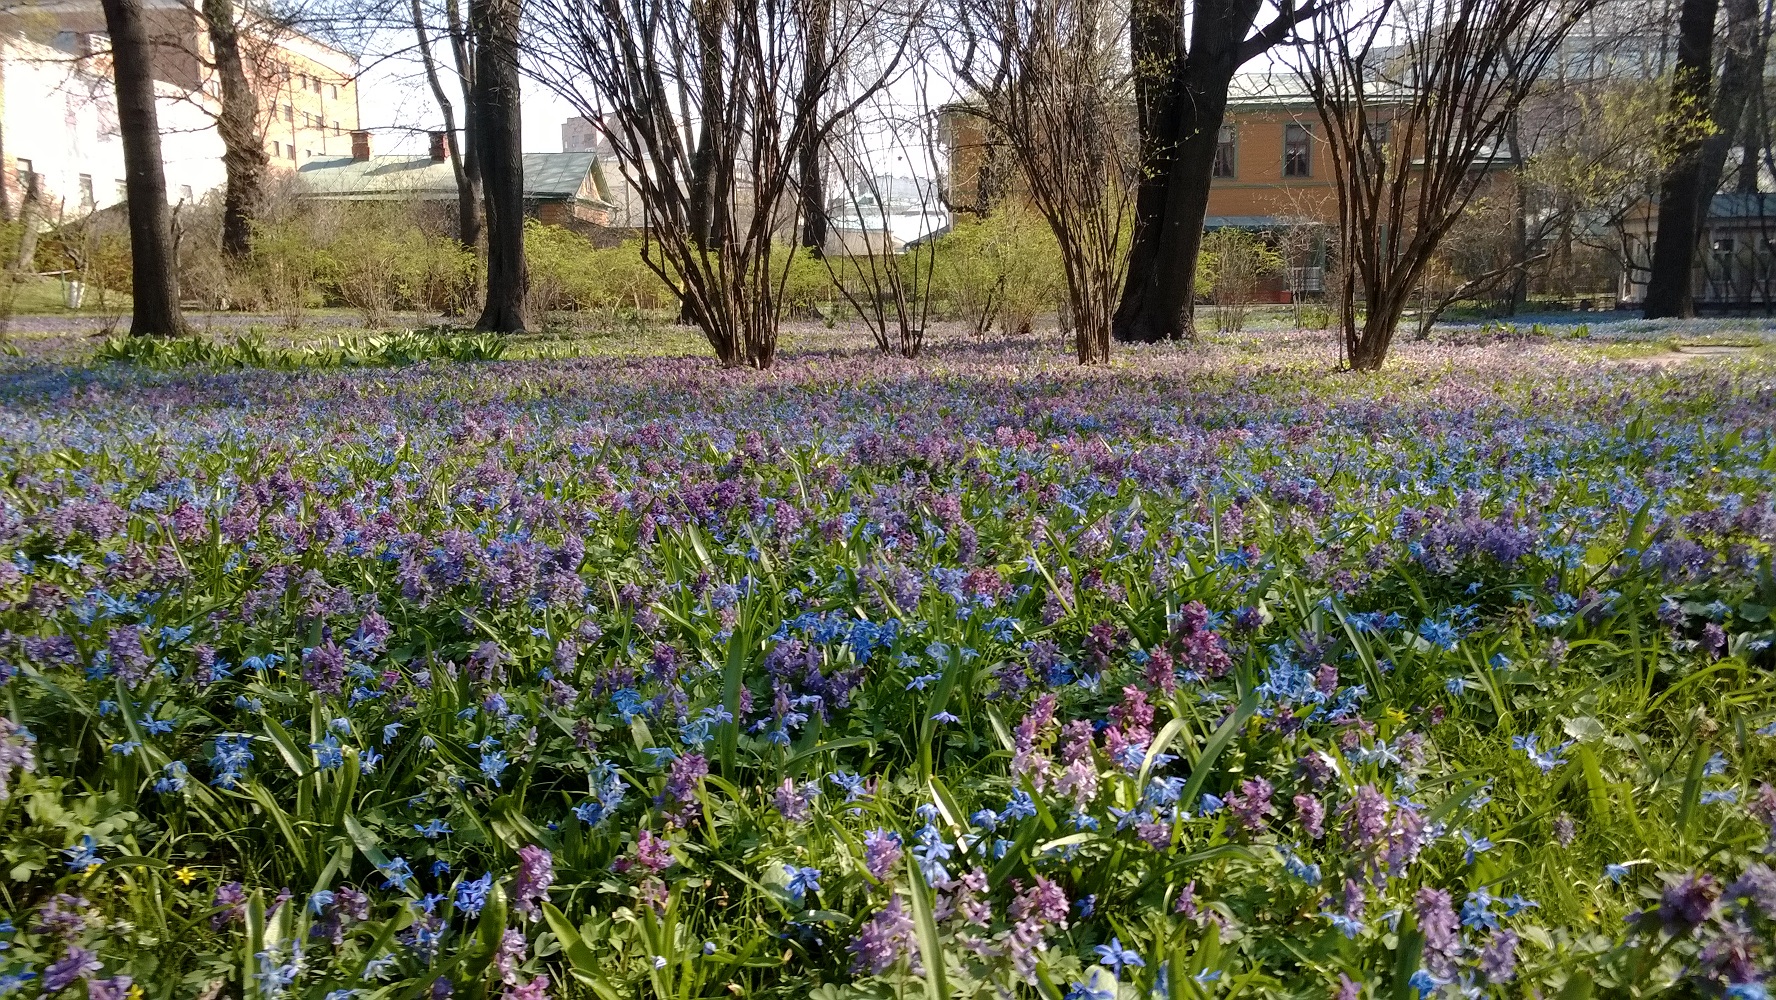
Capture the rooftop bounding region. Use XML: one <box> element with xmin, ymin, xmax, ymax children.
<box><xmin>297</xmin><ymin>151</ymin><xmax>610</xmax><ymax>205</ymax></box>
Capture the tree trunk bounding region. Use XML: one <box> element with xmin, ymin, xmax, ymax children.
<box><xmin>470</xmin><ymin>0</ymin><xmax>528</xmax><ymax>333</ymax></box>
<box><xmin>1115</xmin><ymin>0</ymin><xmax>1186</xmax><ymax>342</ymax></box>
<box><xmin>10</xmin><ymin>175</ymin><xmax>40</xmax><ymax>272</ymax></box>
<box><xmin>1643</xmin><ymin>0</ymin><xmax>1721</xmax><ymax>318</ymax></box>
<box><xmin>205</xmin><ymin>0</ymin><xmax>264</xmax><ymax>261</ymax></box>
<box><xmin>1696</xmin><ymin>0</ymin><xmax>1765</xmax><ymax>206</ymax></box>
<box><xmin>681</xmin><ymin>0</ymin><xmax>728</xmax><ymax>322</ymax></box>
<box><xmin>101</xmin><ymin>0</ymin><xmax>186</xmax><ymax>336</ymax></box>
<box><xmin>440</xmin><ymin>0</ymin><xmax>484</xmax><ymax>249</ymax></box>
<box><xmin>1113</xmin><ymin>67</ymin><xmax>1238</xmax><ymax>343</ymax></box>
<box><xmin>1113</xmin><ymin>0</ymin><xmax>1264</xmax><ymax>343</ymax></box>
<box><xmin>797</xmin><ymin>0</ymin><xmax>831</xmax><ymax>253</ymax></box>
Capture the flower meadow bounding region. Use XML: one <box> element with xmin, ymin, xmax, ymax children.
<box><xmin>0</xmin><ymin>331</ymin><xmax>1773</xmax><ymax>1000</ymax></box>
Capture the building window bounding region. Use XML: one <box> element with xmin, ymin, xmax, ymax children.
<box><xmin>331</xmin><ymin>84</ymin><xmax>340</xmax><ymax>99</ymax></box>
<box><xmin>1284</xmin><ymin>123</ymin><xmax>1311</xmax><ymax>177</ymax></box>
<box><xmin>115</xmin><ymin>179</ymin><xmax>128</xmax><ymax>202</ymax></box>
<box><xmin>78</xmin><ymin>174</ymin><xmax>94</xmax><ymax>208</ymax></box>
<box><xmin>332</xmin><ymin>121</ymin><xmax>341</xmax><ymax>134</ymax></box>
<box><xmin>283</xmin><ymin>104</ymin><xmax>294</xmax><ymax>122</ymax></box>
<box><xmin>15</xmin><ymin>158</ymin><xmax>34</xmax><ymax>192</ymax></box>
<box><xmin>1364</xmin><ymin>120</ymin><xmax>1391</xmax><ymax>156</ymax></box>
<box><xmin>313</xmin><ymin>78</ymin><xmax>323</xmax><ymax>94</ymax></box>
<box><xmin>288</xmin><ymin>144</ymin><xmax>297</xmax><ymax>161</ymax></box>
<box><xmin>1213</xmin><ymin>125</ymin><xmax>1236</xmax><ymax>178</ymax></box>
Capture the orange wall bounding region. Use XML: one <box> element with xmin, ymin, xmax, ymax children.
<box><xmin>944</xmin><ymin>104</ymin><xmax>1341</xmax><ymax>224</ymax></box>
<box><xmin>259</xmin><ymin>52</ymin><xmax>361</xmax><ymax>166</ymax></box>
<box><xmin>1203</xmin><ymin>108</ymin><xmax>1338</xmax><ymax>221</ymax></box>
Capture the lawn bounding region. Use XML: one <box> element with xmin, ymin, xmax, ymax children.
<box><xmin>0</xmin><ymin>324</ymin><xmax>1771</xmax><ymax>999</ymax></box>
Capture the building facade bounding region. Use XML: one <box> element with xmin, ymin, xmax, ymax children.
<box><xmin>0</xmin><ymin>1</ymin><xmax>358</xmax><ymax>221</ymax></box>
<box><xmin>944</xmin><ymin>75</ymin><xmax>1339</xmax><ymax>229</ymax></box>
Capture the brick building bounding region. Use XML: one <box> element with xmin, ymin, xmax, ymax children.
<box><xmin>945</xmin><ymin>75</ymin><xmax>1341</xmax><ymax>229</ymax></box>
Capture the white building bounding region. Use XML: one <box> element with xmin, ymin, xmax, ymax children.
<box><xmin>0</xmin><ymin>2</ymin><xmax>359</xmax><ymax>221</ymax></box>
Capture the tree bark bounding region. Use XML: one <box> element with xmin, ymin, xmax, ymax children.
<box><xmin>204</xmin><ymin>0</ymin><xmax>264</xmax><ymax>261</ymax></box>
<box><xmin>430</xmin><ymin>0</ymin><xmax>484</xmax><ymax>249</ymax></box>
<box><xmin>101</xmin><ymin>0</ymin><xmax>186</xmax><ymax>336</ymax></box>
<box><xmin>11</xmin><ymin>175</ymin><xmax>41</xmax><ymax>272</ymax></box>
<box><xmin>1697</xmin><ymin>0</ymin><xmax>1766</xmax><ymax>204</ymax></box>
<box><xmin>470</xmin><ymin>0</ymin><xmax>527</xmax><ymax>332</ymax></box>
<box><xmin>1643</xmin><ymin>0</ymin><xmax>1722</xmax><ymax>318</ymax></box>
<box><xmin>681</xmin><ymin>0</ymin><xmax>729</xmax><ymax>322</ymax></box>
<box><xmin>797</xmin><ymin>0</ymin><xmax>831</xmax><ymax>253</ymax></box>
<box><xmin>1113</xmin><ymin>0</ymin><xmax>1273</xmax><ymax>343</ymax></box>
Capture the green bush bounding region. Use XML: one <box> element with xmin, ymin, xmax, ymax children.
<box><xmin>1198</xmin><ymin>228</ymin><xmax>1284</xmax><ymax>333</ymax></box>
<box><xmin>524</xmin><ymin>222</ymin><xmax>679</xmax><ymax>322</ymax></box>
<box><xmin>930</xmin><ymin>205</ymin><xmax>1064</xmax><ymax>334</ymax></box>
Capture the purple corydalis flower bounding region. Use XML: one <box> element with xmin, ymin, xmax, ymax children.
<box><xmin>1174</xmin><ymin>880</ymin><xmax>1197</xmax><ymax>919</ymax></box>
<box><xmin>1726</xmin><ymin>863</ymin><xmax>1776</xmax><ymax>918</ymax></box>
<box><xmin>1478</xmin><ymin>930</ymin><xmax>1518</xmax><ymax>983</ymax></box>
<box><xmin>0</xmin><ymin>718</ymin><xmax>37</xmax><ymax>801</ymax></box>
<box><xmin>512</xmin><ymin>844</ymin><xmax>554</xmax><ymax>920</ymax></box>
<box><xmin>1553</xmin><ymin>812</ymin><xmax>1577</xmax><ymax>846</ymax></box>
<box><xmin>1658</xmin><ymin>874</ymin><xmax>1719</xmax><ymax>933</ymax></box>
<box><xmin>636</xmin><ymin>829</ymin><xmax>674</xmax><ymax>873</ymax></box>
<box><xmin>863</xmin><ymin>828</ymin><xmax>903</xmax><ymax>882</ymax></box>
<box><xmin>1294</xmin><ymin>793</ymin><xmax>1324</xmax><ymax>839</ymax></box>
<box><xmin>301</xmin><ymin>639</ymin><xmax>346</xmax><ymax>696</ymax></box>
<box><xmin>42</xmin><ymin>945</ymin><xmax>101</xmax><ymax>991</ymax></box>
<box><xmin>1416</xmin><ymin>887</ymin><xmax>1460</xmax><ymax>966</ymax></box>
<box><xmin>849</xmin><ymin>897</ymin><xmax>915</xmax><ymax>974</ymax></box>
<box><xmin>1226</xmin><ymin>778</ymin><xmax>1274</xmax><ymax>832</ymax></box>
<box><xmin>774</xmin><ymin>778</ymin><xmax>813</xmax><ymax>823</ymax></box>
<box><xmin>1343</xmin><ymin>785</ymin><xmax>1389</xmax><ymax>848</ymax></box>
<box><xmin>107</xmin><ymin>626</ymin><xmax>150</xmax><ymax>688</ymax></box>
<box><xmin>213</xmin><ymin>881</ymin><xmax>247</xmax><ymax>928</ymax></box>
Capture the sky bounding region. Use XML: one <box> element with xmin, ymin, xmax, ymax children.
<box><xmin>350</xmin><ymin>45</ymin><xmax>580</xmax><ymax>155</ymax></box>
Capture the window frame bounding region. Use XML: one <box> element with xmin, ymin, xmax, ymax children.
<box><xmin>1283</xmin><ymin>122</ymin><xmax>1312</xmax><ymax>178</ymax></box>
<box><xmin>1212</xmin><ymin>124</ymin><xmax>1237</xmax><ymax>179</ymax></box>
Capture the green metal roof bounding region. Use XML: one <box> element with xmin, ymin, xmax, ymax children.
<box><xmin>297</xmin><ymin>151</ymin><xmax>608</xmax><ymax>205</ymax></box>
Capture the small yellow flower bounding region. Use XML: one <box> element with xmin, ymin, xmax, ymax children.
<box><xmin>173</xmin><ymin>866</ymin><xmax>197</xmax><ymax>885</ymax></box>
<box><xmin>1384</xmin><ymin>707</ymin><xmax>1408</xmax><ymax>726</ymax></box>
<box><xmin>127</xmin><ymin>986</ymin><xmax>144</xmax><ymax>1000</ymax></box>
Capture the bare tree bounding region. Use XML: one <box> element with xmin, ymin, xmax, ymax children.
<box><xmin>799</xmin><ymin>0</ymin><xmax>835</xmax><ymax>252</ymax></box>
<box><xmin>201</xmin><ymin>0</ymin><xmax>268</xmax><ymax>259</ymax></box>
<box><xmin>951</xmin><ymin>0</ymin><xmax>1137</xmax><ymax>364</ymax></box>
<box><xmin>101</xmin><ymin>0</ymin><xmax>187</xmax><ymax>336</ymax></box>
<box><xmin>413</xmin><ymin>0</ymin><xmax>483</xmax><ymax>249</ymax></box>
<box><xmin>1298</xmin><ymin>0</ymin><xmax>1601</xmax><ymax>370</ymax></box>
<box><xmin>529</xmin><ymin>0</ymin><xmax>918</xmax><ymax>368</ymax></box>
<box><xmin>819</xmin><ymin>71</ymin><xmax>945</xmax><ymax>357</ymax></box>
<box><xmin>469</xmin><ymin>0</ymin><xmax>527</xmax><ymax>332</ymax></box>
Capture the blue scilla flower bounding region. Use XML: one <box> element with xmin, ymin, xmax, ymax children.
<box><xmin>154</xmin><ymin>761</ymin><xmax>189</xmax><ymax>794</ymax></box>
<box><xmin>479</xmin><ymin>749</ymin><xmax>509</xmax><ymax>786</ymax></box>
<box><xmin>310</xmin><ymin>735</ymin><xmax>344</xmax><ymax>771</ymax></box>
<box><xmin>64</xmin><ymin>836</ymin><xmax>102</xmax><ymax>872</ymax></box>
<box><xmin>379</xmin><ymin>857</ymin><xmax>415</xmax><ymax>891</ymax></box>
<box><xmin>1092</xmin><ymin>936</ymin><xmax>1144</xmax><ymax>977</ymax></box>
<box><xmin>456</xmin><ymin>873</ymin><xmax>493</xmax><ymax>917</ymax></box>
<box><xmin>783</xmin><ymin>865</ymin><xmax>821</xmax><ymax>904</ymax></box>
